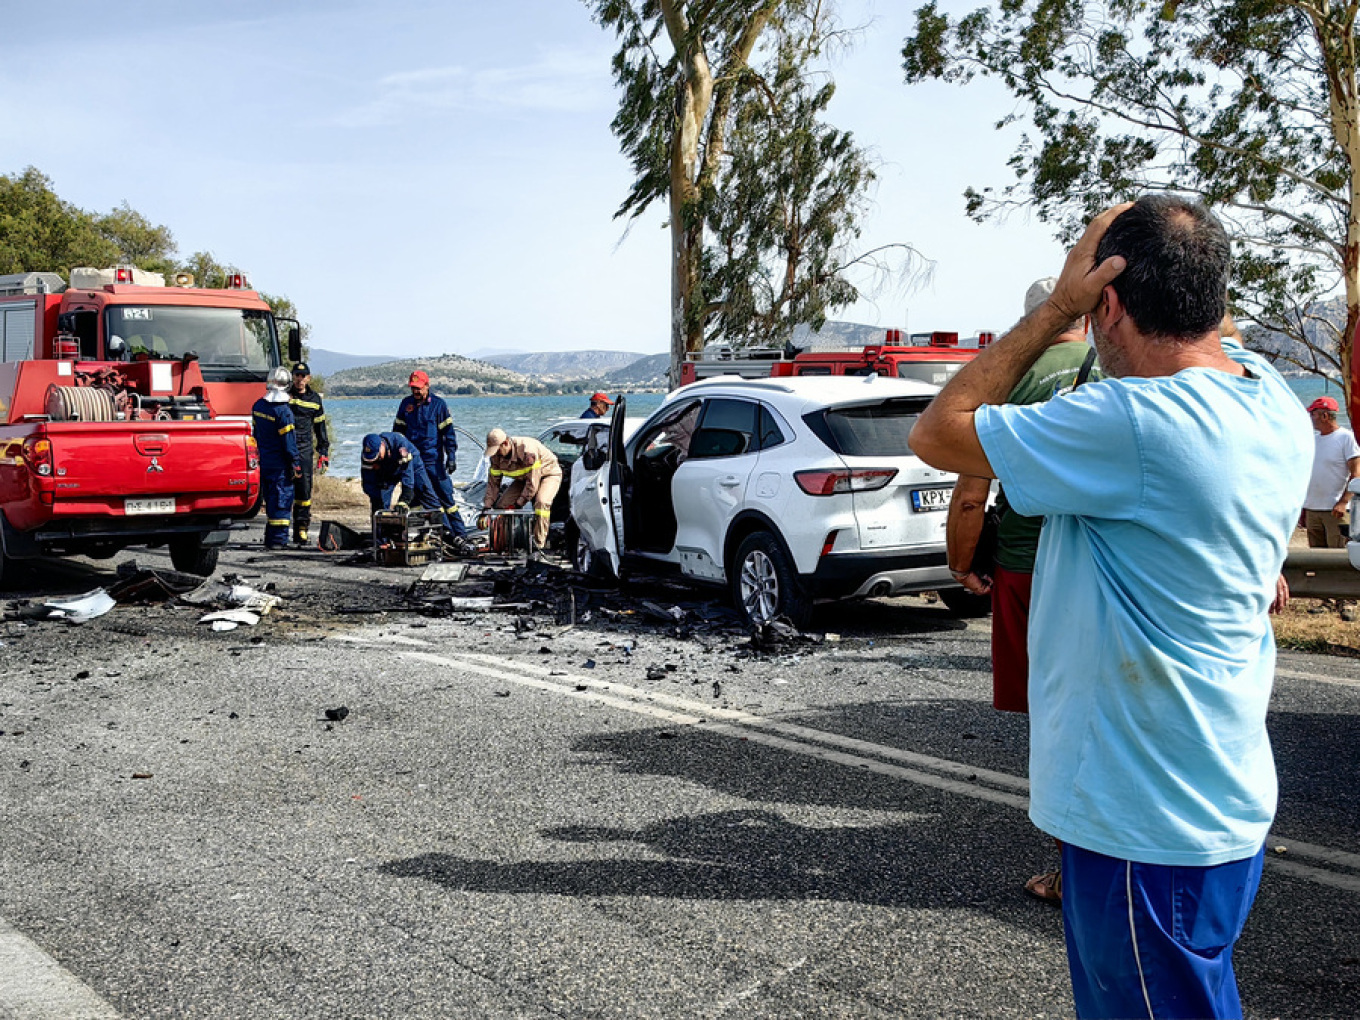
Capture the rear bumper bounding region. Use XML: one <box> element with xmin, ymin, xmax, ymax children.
<box><xmin>804</xmin><ymin>547</ymin><xmax>952</xmax><ymax>600</ymax></box>
<box><xmin>2</xmin><ymin>512</ymin><xmax>237</xmax><ymax>558</ymax></box>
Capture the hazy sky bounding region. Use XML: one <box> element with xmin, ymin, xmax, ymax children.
<box><xmin>2</xmin><ymin>0</ymin><xmax>1067</xmax><ymax>358</ymax></box>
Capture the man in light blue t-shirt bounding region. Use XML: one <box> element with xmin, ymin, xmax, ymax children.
<box><xmin>911</xmin><ymin>197</ymin><xmax>1312</xmax><ymax>1020</ymax></box>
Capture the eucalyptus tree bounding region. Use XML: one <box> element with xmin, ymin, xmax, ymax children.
<box><xmin>590</xmin><ymin>0</ymin><xmax>877</xmax><ymax>384</ymax></box>
<box><xmin>707</xmin><ymin>32</ymin><xmax>878</xmax><ymax>345</ymax></box>
<box><xmin>903</xmin><ymin>0</ymin><xmax>1360</xmax><ymax>399</ymax></box>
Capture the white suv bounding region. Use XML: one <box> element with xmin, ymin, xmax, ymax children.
<box><xmin>569</xmin><ymin>375</ymin><xmax>982</xmax><ymax>627</ymax></box>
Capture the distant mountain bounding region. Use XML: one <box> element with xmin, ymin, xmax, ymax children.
<box><xmin>326</xmin><ymin>353</ymin><xmax>537</xmax><ymax>397</ymax></box>
<box><xmin>306</xmin><ymin>347</ymin><xmax>405</xmax><ymax>378</ymax></box>
<box><xmin>601</xmin><ymin>352</ymin><xmax>668</xmax><ymax>389</ymax></box>
<box><xmin>480</xmin><ymin>349</ymin><xmax>656</xmax><ymax>381</ymax></box>
<box><xmin>324</xmin><ymin>352</ymin><xmax>660</xmax><ymax>398</ymax></box>
<box><xmin>792</xmin><ymin>321</ymin><xmax>889</xmax><ymax>349</ymax></box>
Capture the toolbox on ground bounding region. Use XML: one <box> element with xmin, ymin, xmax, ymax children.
<box><xmin>373</xmin><ymin>508</ymin><xmax>446</xmax><ymax>567</ymax></box>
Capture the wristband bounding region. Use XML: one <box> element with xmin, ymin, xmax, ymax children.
<box><xmin>949</xmin><ymin>568</ymin><xmax>971</xmax><ymax>581</ymax></box>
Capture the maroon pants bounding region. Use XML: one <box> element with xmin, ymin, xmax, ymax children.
<box><xmin>991</xmin><ymin>566</ymin><xmax>1033</xmax><ymax>713</ymax></box>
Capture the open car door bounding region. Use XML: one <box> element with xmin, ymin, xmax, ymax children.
<box><xmin>570</xmin><ymin>397</ymin><xmax>626</xmax><ymax>576</ymax></box>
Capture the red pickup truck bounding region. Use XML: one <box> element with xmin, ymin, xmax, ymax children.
<box><xmin>0</xmin><ymin>267</ymin><xmax>277</xmax><ymax>581</ymax></box>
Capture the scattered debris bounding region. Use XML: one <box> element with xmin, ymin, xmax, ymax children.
<box><xmin>43</xmin><ymin>589</ymin><xmax>116</xmax><ymax>623</ymax></box>
<box><xmin>318</xmin><ymin>519</ymin><xmax>366</xmax><ymax>551</ymax></box>
<box><xmin>131</xmin><ymin>773</ymin><xmax>153</xmax><ymax>780</ymax></box>
<box><xmin>324</xmin><ymin>706</ymin><xmax>350</xmax><ymax>722</ymax></box>
<box><xmin>199</xmin><ymin>609</ymin><xmax>261</xmax><ymax>632</ymax></box>
<box><xmin>746</xmin><ymin>618</ymin><xmax>824</xmax><ymax>654</ymax></box>
<box><xmin>108</xmin><ymin>564</ymin><xmax>206</xmax><ymax>603</ymax></box>
<box><xmin>182</xmin><ymin>581</ymin><xmax>281</xmax><ymax>615</ymax></box>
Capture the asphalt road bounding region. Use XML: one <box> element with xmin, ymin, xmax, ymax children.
<box><xmin>0</xmin><ymin>528</ymin><xmax>1357</xmax><ymax>1019</ymax></box>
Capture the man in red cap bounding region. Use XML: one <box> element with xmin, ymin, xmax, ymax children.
<box><xmin>394</xmin><ymin>369</ymin><xmax>469</xmax><ymax>549</ymax></box>
<box><xmin>580</xmin><ymin>392</ymin><xmax>614</xmax><ymax>419</ymax></box>
<box><xmin>1302</xmin><ymin>395</ymin><xmax>1360</xmax><ymax>553</ymax></box>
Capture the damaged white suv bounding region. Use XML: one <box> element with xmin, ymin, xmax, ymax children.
<box><xmin>569</xmin><ymin>375</ymin><xmax>979</xmax><ymax>627</ymax></box>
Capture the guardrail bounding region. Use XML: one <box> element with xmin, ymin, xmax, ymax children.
<box><xmin>1282</xmin><ymin>549</ymin><xmax>1360</xmax><ymax>598</ymax></box>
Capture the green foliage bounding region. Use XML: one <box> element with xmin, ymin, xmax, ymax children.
<box><xmin>590</xmin><ymin>1</ymin><xmax>881</xmax><ymax>361</ymax></box>
<box><xmin>708</xmin><ymin>36</ymin><xmax>876</xmax><ymax>342</ymax></box>
<box><xmin>0</xmin><ymin>167</ymin><xmax>120</xmax><ymax>275</ymax></box>
<box><xmin>96</xmin><ymin>202</ymin><xmax>177</xmax><ymax>274</ymax></box>
<box><xmin>902</xmin><ymin>0</ymin><xmax>1358</xmax><ymax>387</ymax></box>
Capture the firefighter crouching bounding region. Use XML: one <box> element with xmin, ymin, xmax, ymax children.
<box><xmin>251</xmin><ymin>367</ymin><xmax>302</xmax><ymax>551</ymax></box>
<box><xmin>360</xmin><ymin>432</ymin><xmax>471</xmax><ymax>553</ymax></box>
<box><xmin>478</xmin><ymin>428</ymin><xmax>562</xmax><ymax>559</ymax></box>
<box><xmin>288</xmin><ymin>361</ymin><xmax>330</xmax><ymax>546</ymax></box>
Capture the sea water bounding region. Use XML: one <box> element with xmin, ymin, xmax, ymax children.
<box><xmin>324</xmin><ymin>392</ymin><xmax>664</xmax><ymax>479</ymax></box>
<box><xmin>321</xmin><ymin>373</ymin><xmax>1343</xmax><ymax>479</ymax></box>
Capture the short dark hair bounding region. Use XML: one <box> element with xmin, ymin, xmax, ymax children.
<box><xmin>1095</xmin><ymin>195</ymin><xmax>1230</xmax><ymax>341</ymax></box>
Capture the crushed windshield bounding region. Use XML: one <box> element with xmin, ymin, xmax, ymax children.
<box><xmin>105</xmin><ymin>306</ymin><xmax>278</xmax><ymax>381</ymax></box>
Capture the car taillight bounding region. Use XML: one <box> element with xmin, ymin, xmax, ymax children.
<box><xmin>246</xmin><ymin>436</ymin><xmax>259</xmax><ymax>470</ymax></box>
<box><xmin>794</xmin><ymin>468</ymin><xmax>898</xmax><ymax>495</ymax></box>
<box><xmin>22</xmin><ymin>438</ymin><xmax>54</xmax><ymax>476</ymax></box>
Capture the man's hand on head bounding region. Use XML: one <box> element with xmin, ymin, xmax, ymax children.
<box><xmin>1048</xmin><ymin>202</ymin><xmax>1133</xmax><ymax>323</ymax></box>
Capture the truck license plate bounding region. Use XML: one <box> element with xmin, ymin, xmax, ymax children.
<box><xmin>125</xmin><ymin>497</ymin><xmax>176</xmax><ymax>515</ymax></box>
<box><xmin>910</xmin><ymin>486</ymin><xmax>951</xmax><ymax>512</ymax></box>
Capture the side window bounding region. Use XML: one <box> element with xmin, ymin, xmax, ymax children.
<box><xmin>796</xmin><ymin>365</ymin><xmax>832</xmax><ymax>376</ymax></box>
<box><xmin>1</xmin><ymin>304</ymin><xmax>36</xmax><ymax>362</ymax></box>
<box><xmin>756</xmin><ymin>405</ymin><xmax>787</xmax><ymax>450</ymax></box>
<box><xmin>689</xmin><ymin>398</ymin><xmax>757</xmax><ymax>460</ymax></box>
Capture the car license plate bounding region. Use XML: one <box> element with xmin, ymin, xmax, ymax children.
<box><xmin>125</xmin><ymin>497</ymin><xmax>176</xmax><ymax>515</ymax></box>
<box><xmin>910</xmin><ymin>486</ymin><xmax>951</xmax><ymax>512</ymax></box>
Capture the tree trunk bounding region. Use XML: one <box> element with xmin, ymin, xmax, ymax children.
<box><xmin>661</xmin><ymin>0</ymin><xmax>713</xmax><ymax>388</ymax></box>
<box><xmin>1310</xmin><ymin>0</ymin><xmax>1359</xmax><ymax>415</ymax></box>
<box><xmin>660</xmin><ymin>0</ymin><xmax>781</xmax><ymax>387</ymax></box>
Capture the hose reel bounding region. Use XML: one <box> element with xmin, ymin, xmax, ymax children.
<box><xmin>46</xmin><ymin>385</ymin><xmax>117</xmax><ymax>422</ymax></box>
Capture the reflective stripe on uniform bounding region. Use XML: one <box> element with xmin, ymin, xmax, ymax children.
<box><xmin>489</xmin><ymin>460</ymin><xmax>540</xmax><ymax>479</ymax></box>
<box><xmin>291</xmin><ymin>399</ymin><xmax>322</xmax><ymax>410</ymax></box>
<box><xmin>297</xmin><ymin>499</ymin><xmax>311</xmax><ymax>507</ymax></box>
<box><xmin>279</xmin><ymin>424</ymin><xmax>295</xmax><ymax>434</ymax></box>
<box><xmin>253</xmin><ymin>411</ymin><xmax>272</xmax><ymax>420</ymax></box>
<box><xmin>267</xmin><ymin>518</ymin><xmax>292</xmax><ymax>526</ymax></box>
<box><xmin>534</xmin><ymin>508</ymin><xmax>551</xmax><ymax>517</ymax></box>
<box><xmin>438</xmin><ymin>418</ymin><xmax>452</xmax><ymax>428</ymax></box>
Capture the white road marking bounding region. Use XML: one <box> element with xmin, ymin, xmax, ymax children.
<box><xmin>1274</xmin><ymin>666</ymin><xmax>1360</xmax><ymax>689</ymax></box>
<box><xmin>0</xmin><ymin>916</ymin><xmax>121</xmax><ymax>1018</ymax></box>
<box><xmin>399</xmin><ymin>646</ymin><xmax>1360</xmax><ymax>894</ymax></box>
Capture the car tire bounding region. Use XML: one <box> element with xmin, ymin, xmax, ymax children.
<box><xmin>169</xmin><ymin>534</ymin><xmax>220</xmax><ymax>577</ymax></box>
<box><xmin>572</xmin><ymin>524</ymin><xmax>616</xmax><ymax>581</ymax></box>
<box><xmin>731</xmin><ymin>530</ymin><xmax>812</xmax><ymax>629</ymax></box>
<box><xmin>939</xmin><ymin>585</ymin><xmax>992</xmax><ymax>618</ymax></box>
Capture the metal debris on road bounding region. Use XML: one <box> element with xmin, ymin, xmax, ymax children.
<box><xmin>43</xmin><ymin>589</ymin><xmax>116</xmax><ymax>623</ymax></box>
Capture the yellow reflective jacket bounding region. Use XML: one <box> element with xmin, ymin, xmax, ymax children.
<box><xmin>484</xmin><ymin>436</ymin><xmax>562</xmax><ymax>507</ymax></box>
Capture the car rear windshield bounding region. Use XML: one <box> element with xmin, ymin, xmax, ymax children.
<box><xmin>804</xmin><ymin>397</ymin><xmax>933</xmax><ymax>456</ymax></box>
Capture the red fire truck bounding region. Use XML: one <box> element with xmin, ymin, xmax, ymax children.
<box><xmin>678</xmin><ymin>329</ymin><xmax>992</xmax><ymax>387</ymax></box>
<box><xmin>0</xmin><ymin>266</ymin><xmax>302</xmax><ymax>580</ymax></box>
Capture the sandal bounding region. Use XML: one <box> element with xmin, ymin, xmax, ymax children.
<box><xmin>1024</xmin><ymin>868</ymin><xmax>1062</xmax><ymax>905</ymax></box>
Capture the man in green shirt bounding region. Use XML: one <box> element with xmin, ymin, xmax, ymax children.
<box><xmin>944</xmin><ymin>276</ymin><xmax>1098</xmax><ymax>902</ymax></box>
